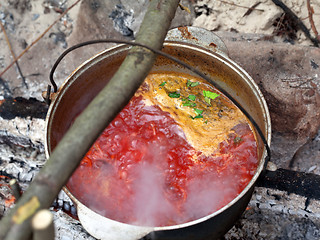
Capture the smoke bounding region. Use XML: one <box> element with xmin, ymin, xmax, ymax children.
<box><xmin>131</xmin><ymin>162</ymin><xmax>177</xmax><ymax>226</ymax></box>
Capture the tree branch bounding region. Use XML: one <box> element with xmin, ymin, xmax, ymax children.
<box><xmin>0</xmin><ymin>0</ymin><xmax>82</xmax><ymax>78</ymax></box>
<box><xmin>307</xmin><ymin>0</ymin><xmax>320</xmax><ymax>42</ymax></box>
<box><xmin>271</xmin><ymin>0</ymin><xmax>319</xmax><ymax>47</ymax></box>
<box><xmin>0</xmin><ymin>1</ymin><xmax>180</xmax><ymax>239</ymax></box>
<box><xmin>0</xmin><ymin>22</ymin><xmax>27</xmax><ymax>88</ymax></box>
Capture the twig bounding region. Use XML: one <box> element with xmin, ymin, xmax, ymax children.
<box><xmin>0</xmin><ymin>77</ymin><xmax>13</xmax><ymax>96</ymax></box>
<box><xmin>271</xmin><ymin>0</ymin><xmax>319</xmax><ymax>47</ymax></box>
<box><xmin>307</xmin><ymin>0</ymin><xmax>320</xmax><ymax>42</ymax></box>
<box><xmin>0</xmin><ymin>1</ymin><xmax>180</xmax><ymax>239</ymax></box>
<box><xmin>275</xmin><ymin>12</ymin><xmax>286</xmax><ymax>33</ymax></box>
<box><xmin>218</xmin><ymin>0</ymin><xmax>264</xmax><ymax>12</ymax></box>
<box><xmin>0</xmin><ymin>22</ymin><xmax>28</xmax><ymax>88</ymax></box>
<box><xmin>0</xmin><ymin>0</ymin><xmax>82</xmax><ymax>78</ymax></box>
<box><xmin>9</xmin><ymin>179</ymin><xmax>22</xmax><ymax>200</ymax></box>
<box><xmin>243</xmin><ymin>2</ymin><xmax>262</xmax><ymax>17</ymax></box>
<box><xmin>178</xmin><ymin>3</ymin><xmax>191</xmax><ymax>14</ymax></box>
<box><xmin>31</xmin><ymin>210</ymin><xmax>55</xmax><ymax>240</ymax></box>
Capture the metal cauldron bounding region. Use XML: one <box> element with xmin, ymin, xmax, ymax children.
<box><xmin>45</xmin><ymin>26</ymin><xmax>271</xmax><ymax>240</ymax></box>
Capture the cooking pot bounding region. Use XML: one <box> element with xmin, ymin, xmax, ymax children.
<box><xmin>45</xmin><ymin>26</ymin><xmax>271</xmax><ymax>240</ymax></box>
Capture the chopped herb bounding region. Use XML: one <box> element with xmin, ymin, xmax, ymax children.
<box><xmin>187</xmin><ymin>80</ymin><xmax>200</xmax><ymax>87</ymax></box>
<box><xmin>168</xmin><ymin>92</ymin><xmax>180</xmax><ymax>98</ymax></box>
<box><xmin>191</xmin><ymin>114</ymin><xmax>203</xmax><ymax>119</ymax></box>
<box><xmin>159</xmin><ymin>81</ymin><xmax>166</xmax><ymax>86</ymax></box>
<box><xmin>234</xmin><ymin>136</ymin><xmax>242</xmax><ymax>143</ymax></box>
<box><xmin>194</xmin><ymin>108</ymin><xmax>203</xmax><ymax>115</ymax></box>
<box><xmin>181</xmin><ymin>98</ymin><xmax>197</xmax><ymax>107</ymax></box>
<box><xmin>188</xmin><ymin>94</ymin><xmax>196</xmax><ymax>101</ymax></box>
<box><xmin>182</xmin><ymin>97</ymin><xmax>196</xmax><ymax>107</ymax></box>
<box><xmin>203</xmin><ymin>90</ymin><xmax>219</xmax><ymax>100</ymax></box>
<box><xmin>183</xmin><ymin>101</ymin><xmax>196</xmax><ymax>107</ymax></box>
<box><xmin>191</xmin><ymin>108</ymin><xmax>204</xmax><ymax>119</ymax></box>
<box><xmin>204</xmin><ymin>120</ymin><xmax>208</xmax><ymax>124</ymax></box>
<box><xmin>204</xmin><ymin>96</ymin><xmax>211</xmax><ymax>105</ymax></box>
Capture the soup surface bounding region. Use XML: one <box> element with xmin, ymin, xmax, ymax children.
<box><xmin>67</xmin><ymin>71</ymin><xmax>258</xmax><ymax>227</ymax></box>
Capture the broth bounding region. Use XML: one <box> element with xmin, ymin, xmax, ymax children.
<box><xmin>67</xmin><ymin>71</ymin><xmax>258</xmax><ymax>227</ymax></box>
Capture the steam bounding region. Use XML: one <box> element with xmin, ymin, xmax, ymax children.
<box><xmin>127</xmin><ymin>161</ymin><xmax>238</xmax><ymax>226</ymax></box>
<box><xmin>69</xmin><ymin>136</ymin><xmax>242</xmax><ymax>227</ymax></box>
<box><xmin>131</xmin><ymin>162</ymin><xmax>176</xmax><ymax>226</ymax></box>
<box><xmin>67</xmin><ymin>97</ymin><xmax>257</xmax><ymax>227</ymax></box>
<box><xmin>183</xmin><ymin>171</ymin><xmax>236</xmax><ymax>221</ymax></box>
<box><xmin>122</xmin><ymin>140</ymin><xmax>239</xmax><ymax>227</ymax></box>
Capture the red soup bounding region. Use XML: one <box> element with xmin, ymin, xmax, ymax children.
<box><xmin>67</xmin><ymin>71</ymin><xmax>258</xmax><ymax>227</ymax></box>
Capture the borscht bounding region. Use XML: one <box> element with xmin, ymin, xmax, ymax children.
<box><xmin>67</xmin><ymin>71</ymin><xmax>258</xmax><ymax>227</ymax></box>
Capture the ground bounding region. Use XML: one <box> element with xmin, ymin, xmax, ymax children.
<box><xmin>0</xmin><ymin>0</ymin><xmax>320</xmax><ymax>240</ymax></box>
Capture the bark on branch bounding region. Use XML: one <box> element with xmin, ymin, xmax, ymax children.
<box><xmin>0</xmin><ymin>1</ymin><xmax>180</xmax><ymax>239</ymax></box>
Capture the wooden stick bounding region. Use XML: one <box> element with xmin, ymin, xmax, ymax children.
<box><xmin>307</xmin><ymin>0</ymin><xmax>320</xmax><ymax>42</ymax></box>
<box><xmin>218</xmin><ymin>0</ymin><xmax>264</xmax><ymax>12</ymax></box>
<box><xmin>31</xmin><ymin>210</ymin><xmax>55</xmax><ymax>240</ymax></box>
<box><xmin>0</xmin><ymin>22</ymin><xmax>27</xmax><ymax>88</ymax></box>
<box><xmin>9</xmin><ymin>179</ymin><xmax>21</xmax><ymax>201</ymax></box>
<box><xmin>0</xmin><ymin>1</ymin><xmax>180</xmax><ymax>239</ymax></box>
<box><xmin>271</xmin><ymin>0</ymin><xmax>319</xmax><ymax>47</ymax></box>
<box><xmin>0</xmin><ymin>0</ymin><xmax>81</xmax><ymax>78</ymax></box>
<box><xmin>243</xmin><ymin>2</ymin><xmax>262</xmax><ymax>17</ymax></box>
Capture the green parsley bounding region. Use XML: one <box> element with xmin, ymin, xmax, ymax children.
<box><xmin>194</xmin><ymin>108</ymin><xmax>203</xmax><ymax>115</ymax></box>
<box><xmin>183</xmin><ymin>101</ymin><xmax>196</xmax><ymax>107</ymax></box>
<box><xmin>191</xmin><ymin>108</ymin><xmax>204</xmax><ymax>119</ymax></box>
<box><xmin>159</xmin><ymin>81</ymin><xmax>166</xmax><ymax>86</ymax></box>
<box><xmin>203</xmin><ymin>90</ymin><xmax>219</xmax><ymax>100</ymax></box>
<box><xmin>168</xmin><ymin>92</ymin><xmax>180</xmax><ymax>98</ymax></box>
<box><xmin>204</xmin><ymin>96</ymin><xmax>211</xmax><ymax>105</ymax></box>
<box><xmin>191</xmin><ymin>114</ymin><xmax>203</xmax><ymax>119</ymax></box>
<box><xmin>187</xmin><ymin>80</ymin><xmax>200</xmax><ymax>87</ymax></box>
<box><xmin>234</xmin><ymin>136</ymin><xmax>242</xmax><ymax>143</ymax></box>
<box><xmin>188</xmin><ymin>94</ymin><xmax>196</xmax><ymax>101</ymax></box>
<box><xmin>203</xmin><ymin>90</ymin><xmax>219</xmax><ymax>105</ymax></box>
<box><xmin>182</xmin><ymin>97</ymin><xmax>196</xmax><ymax>107</ymax></box>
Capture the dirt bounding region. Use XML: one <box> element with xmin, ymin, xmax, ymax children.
<box><xmin>193</xmin><ymin>0</ymin><xmax>320</xmax><ymax>46</ymax></box>
<box><xmin>0</xmin><ymin>0</ymin><xmax>318</xmax><ymax>86</ymax></box>
<box><xmin>0</xmin><ymin>1</ymin><xmax>320</xmax><ymax>239</ymax></box>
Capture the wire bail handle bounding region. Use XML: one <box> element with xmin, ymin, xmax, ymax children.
<box><xmin>46</xmin><ymin>29</ymin><xmax>271</xmax><ymax>164</ymax></box>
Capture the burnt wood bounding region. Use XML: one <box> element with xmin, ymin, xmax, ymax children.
<box><xmin>0</xmin><ymin>97</ymin><xmax>47</xmax><ymax>120</ymax></box>
<box><xmin>257</xmin><ymin>168</ymin><xmax>320</xmax><ymax>200</ymax></box>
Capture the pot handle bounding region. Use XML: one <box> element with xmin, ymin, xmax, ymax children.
<box><xmin>44</xmin><ymin>27</ymin><xmax>228</xmax><ymax>105</ymax></box>
<box><xmin>165</xmin><ymin>26</ymin><xmax>229</xmax><ymax>57</ymax></box>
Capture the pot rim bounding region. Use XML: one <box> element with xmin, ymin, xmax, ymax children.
<box><xmin>45</xmin><ymin>40</ymin><xmax>271</xmax><ymax>232</ymax></box>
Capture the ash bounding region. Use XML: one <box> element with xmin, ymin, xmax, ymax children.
<box><xmin>0</xmin><ymin>0</ymin><xmax>320</xmax><ymax>239</ymax></box>
<box><xmin>1</xmin><ymin>120</ymin><xmax>320</xmax><ymax>240</ymax></box>
<box><xmin>225</xmin><ymin>187</ymin><xmax>320</xmax><ymax>240</ymax></box>
<box><xmin>0</xmin><ymin>117</ymin><xmax>88</xmax><ymax>239</ymax></box>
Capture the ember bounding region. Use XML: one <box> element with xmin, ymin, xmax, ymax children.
<box><xmin>0</xmin><ymin>175</ymin><xmax>16</xmax><ymax>209</ymax></box>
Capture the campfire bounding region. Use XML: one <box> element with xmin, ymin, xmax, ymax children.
<box><xmin>1</xmin><ymin>0</ymin><xmax>320</xmax><ymax>239</ymax></box>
